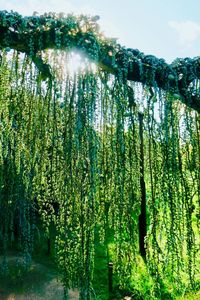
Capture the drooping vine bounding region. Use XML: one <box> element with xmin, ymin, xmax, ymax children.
<box><xmin>0</xmin><ymin>11</ymin><xmax>199</xmax><ymax>300</ymax></box>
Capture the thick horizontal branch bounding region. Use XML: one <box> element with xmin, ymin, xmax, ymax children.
<box><xmin>0</xmin><ymin>10</ymin><xmax>199</xmax><ymax>112</ymax></box>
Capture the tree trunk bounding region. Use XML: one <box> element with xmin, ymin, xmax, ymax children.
<box><xmin>138</xmin><ymin>113</ymin><xmax>147</xmax><ymax>260</ymax></box>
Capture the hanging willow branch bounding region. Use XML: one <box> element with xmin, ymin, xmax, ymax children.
<box><xmin>0</xmin><ymin>10</ymin><xmax>200</xmax><ymax>300</ymax></box>
<box><xmin>0</xmin><ymin>10</ymin><xmax>199</xmax><ymax>112</ymax></box>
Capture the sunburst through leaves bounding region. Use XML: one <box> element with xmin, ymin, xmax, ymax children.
<box><xmin>0</xmin><ymin>16</ymin><xmax>199</xmax><ymax>300</ymax></box>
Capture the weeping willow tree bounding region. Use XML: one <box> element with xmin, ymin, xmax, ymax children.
<box><xmin>0</xmin><ymin>10</ymin><xmax>199</xmax><ymax>300</ymax></box>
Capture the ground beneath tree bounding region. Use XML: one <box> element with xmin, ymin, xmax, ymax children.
<box><xmin>0</xmin><ymin>255</ymin><xmax>199</xmax><ymax>300</ymax></box>
<box><xmin>0</xmin><ymin>255</ymin><xmax>79</xmax><ymax>300</ymax></box>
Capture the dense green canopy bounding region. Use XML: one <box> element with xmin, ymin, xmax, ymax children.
<box><xmin>0</xmin><ymin>10</ymin><xmax>199</xmax><ymax>112</ymax></box>
<box><xmin>0</xmin><ymin>10</ymin><xmax>199</xmax><ymax>300</ymax></box>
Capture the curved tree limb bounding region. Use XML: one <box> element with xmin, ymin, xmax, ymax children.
<box><xmin>0</xmin><ymin>10</ymin><xmax>199</xmax><ymax>112</ymax></box>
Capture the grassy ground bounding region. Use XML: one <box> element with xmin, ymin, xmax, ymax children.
<box><xmin>176</xmin><ymin>291</ymin><xmax>200</xmax><ymax>300</ymax></box>
<box><xmin>0</xmin><ymin>253</ymin><xmax>199</xmax><ymax>300</ymax></box>
<box><xmin>0</xmin><ymin>254</ymin><xmax>79</xmax><ymax>300</ymax></box>
<box><xmin>0</xmin><ymin>225</ymin><xmax>199</xmax><ymax>300</ymax></box>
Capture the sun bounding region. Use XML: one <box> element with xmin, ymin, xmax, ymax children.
<box><xmin>66</xmin><ymin>51</ymin><xmax>85</xmax><ymax>74</ymax></box>
<box><xmin>66</xmin><ymin>51</ymin><xmax>97</xmax><ymax>75</ymax></box>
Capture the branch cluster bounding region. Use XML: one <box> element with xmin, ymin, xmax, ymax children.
<box><xmin>0</xmin><ymin>10</ymin><xmax>199</xmax><ymax>111</ymax></box>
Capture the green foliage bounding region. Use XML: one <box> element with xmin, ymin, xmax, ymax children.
<box><xmin>0</xmin><ymin>44</ymin><xmax>199</xmax><ymax>300</ymax></box>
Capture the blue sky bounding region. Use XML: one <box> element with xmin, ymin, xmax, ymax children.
<box><xmin>0</xmin><ymin>0</ymin><xmax>199</xmax><ymax>63</ymax></box>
